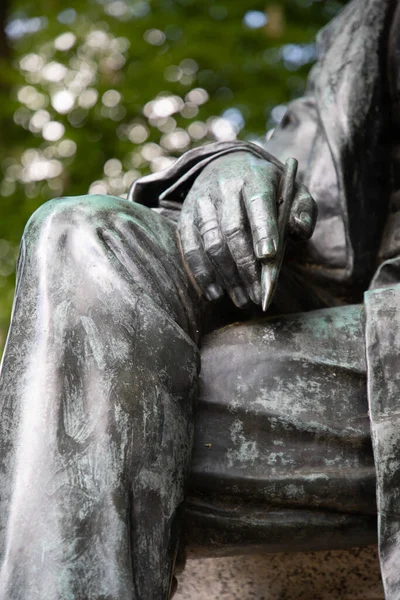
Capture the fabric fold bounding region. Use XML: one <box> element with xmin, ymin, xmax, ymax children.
<box><xmin>365</xmin><ymin>282</ymin><xmax>400</xmax><ymax>599</ymax></box>
<box><xmin>127</xmin><ymin>140</ymin><xmax>284</xmax><ymax>208</ymax></box>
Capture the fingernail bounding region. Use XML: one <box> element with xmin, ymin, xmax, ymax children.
<box><xmin>257</xmin><ymin>238</ymin><xmax>277</xmax><ymax>259</ymax></box>
<box><xmin>299</xmin><ymin>211</ymin><xmax>313</xmax><ymax>231</ymax></box>
<box><xmin>247</xmin><ymin>288</ymin><xmax>256</xmax><ymax>304</ymax></box>
<box><xmin>232</xmin><ymin>286</ymin><xmax>249</xmax><ymax>308</ymax></box>
<box><xmin>205</xmin><ymin>283</ymin><xmax>224</xmax><ymax>301</ymax></box>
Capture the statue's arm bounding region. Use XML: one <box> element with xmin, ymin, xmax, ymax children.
<box><xmin>128</xmin><ymin>138</ymin><xmax>317</xmax><ymax>308</ymax></box>
<box><xmin>177</xmin><ymin>151</ymin><xmax>316</xmax><ymax>307</ymax></box>
<box><xmin>128</xmin><ymin>140</ymin><xmax>284</xmax><ymax>208</ymax></box>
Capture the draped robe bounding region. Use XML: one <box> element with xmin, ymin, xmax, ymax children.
<box><xmin>128</xmin><ymin>0</ymin><xmax>400</xmax><ymax>595</ymax></box>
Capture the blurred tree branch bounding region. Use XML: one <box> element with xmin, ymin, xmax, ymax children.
<box><xmin>0</xmin><ymin>0</ymin><xmax>10</xmax><ymax>58</ymax></box>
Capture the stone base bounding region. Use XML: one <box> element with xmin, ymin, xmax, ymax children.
<box><xmin>176</xmin><ymin>546</ymin><xmax>383</xmax><ymax>599</ymax></box>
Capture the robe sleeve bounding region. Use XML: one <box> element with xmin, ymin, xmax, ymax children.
<box><xmin>127</xmin><ymin>140</ymin><xmax>284</xmax><ymax>219</ymax></box>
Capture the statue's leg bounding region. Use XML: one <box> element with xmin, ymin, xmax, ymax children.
<box><xmin>186</xmin><ymin>304</ymin><xmax>377</xmax><ymax>556</ymax></box>
<box><xmin>0</xmin><ymin>195</ymin><xmax>202</xmax><ymax>600</ymax></box>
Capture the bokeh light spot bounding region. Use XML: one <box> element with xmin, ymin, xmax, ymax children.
<box><xmin>243</xmin><ymin>10</ymin><xmax>268</xmax><ymax>29</ymax></box>
<box><xmin>42</xmin><ymin>62</ymin><xmax>68</xmax><ymax>82</ymax></box>
<box><xmin>19</xmin><ymin>53</ymin><xmax>44</xmax><ymax>73</ymax></box>
<box><xmin>141</xmin><ymin>143</ymin><xmax>163</xmax><ymax>161</ymax></box>
<box><xmin>57</xmin><ymin>9</ymin><xmax>77</xmax><ymax>24</ymax></box>
<box><xmin>78</xmin><ymin>89</ymin><xmax>99</xmax><ymax>109</ymax></box>
<box><xmin>58</xmin><ymin>139</ymin><xmax>77</xmax><ymax>157</ymax></box>
<box><xmin>209</xmin><ymin>116</ymin><xmax>236</xmax><ymax>141</ymax></box>
<box><xmin>128</xmin><ymin>124</ymin><xmax>149</xmax><ymax>144</ymax></box>
<box><xmin>89</xmin><ymin>180</ymin><xmax>108</xmax><ymax>195</ymax></box>
<box><xmin>102</xmin><ymin>90</ymin><xmax>122</xmax><ymax>108</ymax></box>
<box><xmin>29</xmin><ymin>109</ymin><xmax>51</xmax><ymax>132</ymax></box>
<box><xmin>187</xmin><ymin>121</ymin><xmax>207</xmax><ymax>140</ymax></box>
<box><xmin>51</xmin><ymin>90</ymin><xmax>75</xmax><ymax>114</ymax></box>
<box><xmin>42</xmin><ymin>121</ymin><xmax>65</xmax><ymax>141</ymax></box>
<box><xmin>54</xmin><ymin>32</ymin><xmax>76</xmax><ymax>51</ymax></box>
<box><xmin>185</xmin><ymin>88</ymin><xmax>209</xmax><ymax>105</ymax></box>
<box><xmin>271</xmin><ymin>104</ymin><xmax>287</xmax><ymax>124</ymax></box>
<box><xmin>104</xmin><ymin>158</ymin><xmax>122</xmax><ymax>177</ymax></box>
<box><xmin>105</xmin><ymin>1</ymin><xmax>128</xmax><ymax>18</ymax></box>
<box><xmin>131</xmin><ymin>1</ymin><xmax>150</xmax><ymax>18</ymax></box>
<box><xmin>144</xmin><ymin>29</ymin><xmax>166</xmax><ymax>46</ymax></box>
<box><xmin>161</xmin><ymin>129</ymin><xmax>190</xmax><ymax>151</ymax></box>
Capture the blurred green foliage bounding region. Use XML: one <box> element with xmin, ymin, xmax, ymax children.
<box><xmin>0</xmin><ymin>0</ymin><xmax>346</xmax><ymax>349</ymax></box>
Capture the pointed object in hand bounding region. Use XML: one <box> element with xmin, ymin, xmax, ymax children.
<box><xmin>261</xmin><ymin>260</ymin><xmax>280</xmax><ymax>312</ymax></box>
<box><xmin>261</xmin><ymin>157</ymin><xmax>298</xmax><ymax>312</ymax></box>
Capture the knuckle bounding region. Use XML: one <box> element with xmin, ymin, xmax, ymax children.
<box><xmin>203</xmin><ymin>233</ymin><xmax>222</xmax><ymax>253</ymax></box>
<box><xmin>296</xmin><ymin>189</ymin><xmax>314</xmax><ymax>208</ymax></box>
<box><xmin>247</xmin><ymin>196</ymin><xmax>266</xmax><ymax>210</ymax></box>
<box><xmin>248</xmin><ymin>195</ymin><xmax>265</xmax><ymax>207</ymax></box>
<box><xmin>205</xmin><ymin>241</ymin><xmax>223</xmax><ymax>256</ymax></box>
<box><xmin>227</xmin><ymin>232</ymin><xmax>250</xmax><ymax>252</ymax></box>
<box><xmin>198</xmin><ymin>219</ymin><xmax>219</xmax><ymax>236</ymax></box>
<box><xmin>185</xmin><ymin>253</ymin><xmax>203</xmax><ymax>273</ymax></box>
<box><xmin>185</xmin><ymin>247</ymin><xmax>197</xmax><ymax>258</ymax></box>
<box><xmin>253</xmin><ymin>222</ymin><xmax>269</xmax><ymax>235</ymax></box>
<box><xmin>186</xmin><ymin>259</ymin><xmax>211</xmax><ymax>284</ymax></box>
<box><xmin>203</xmin><ymin>229</ymin><xmax>223</xmax><ymax>254</ymax></box>
<box><xmin>205</xmin><ymin>237</ymin><xmax>227</xmax><ymax>259</ymax></box>
<box><xmin>236</xmin><ymin>253</ymin><xmax>256</xmax><ymax>268</ymax></box>
<box><xmin>182</xmin><ymin>239</ymin><xmax>199</xmax><ymax>255</ymax></box>
<box><xmin>191</xmin><ymin>269</ymin><xmax>208</xmax><ymax>282</ymax></box>
<box><xmin>224</xmin><ymin>224</ymin><xmax>242</xmax><ymax>240</ymax></box>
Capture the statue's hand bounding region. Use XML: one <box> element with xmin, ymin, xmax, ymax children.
<box><xmin>178</xmin><ymin>151</ymin><xmax>316</xmax><ymax>307</ymax></box>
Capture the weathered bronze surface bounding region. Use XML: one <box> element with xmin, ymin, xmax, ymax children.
<box><xmin>2</xmin><ymin>0</ymin><xmax>400</xmax><ymax>598</ymax></box>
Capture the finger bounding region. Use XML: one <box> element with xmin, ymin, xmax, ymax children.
<box><xmin>196</xmin><ymin>195</ymin><xmax>249</xmax><ymax>308</ymax></box>
<box><xmin>178</xmin><ymin>203</ymin><xmax>223</xmax><ymax>301</ymax></box>
<box><xmin>221</xmin><ymin>190</ymin><xmax>261</xmax><ymax>305</ymax></box>
<box><xmin>289</xmin><ymin>186</ymin><xmax>318</xmax><ymax>240</ymax></box>
<box><xmin>196</xmin><ymin>193</ymin><xmax>223</xmax><ymax>258</ymax></box>
<box><xmin>242</xmin><ymin>163</ymin><xmax>281</xmax><ymax>261</ymax></box>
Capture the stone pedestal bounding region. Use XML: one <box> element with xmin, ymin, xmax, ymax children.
<box><xmin>176</xmin><ymin>546</ymin><xmax>383</xmax><ymax>599</ymax></box>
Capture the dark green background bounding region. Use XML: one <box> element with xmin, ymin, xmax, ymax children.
<box><xmin>0</xmin><ymin>0</ymin><xmax>346</xmax><ymax>350</ymax></box>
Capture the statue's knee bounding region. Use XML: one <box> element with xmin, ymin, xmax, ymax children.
<box><xmin>23</xmin><ymin>194</ymin><xmax>123</xmax><ymax>254</ymax></box>
<box><xmin>27</xmin><ymin>195</ymin><xmax>104</xmax><ymax>233</ymax></box>
<box><xmin>24</xmin><ymin>194</ymin><xmax>152</xmax><ymax>239</ymax></box>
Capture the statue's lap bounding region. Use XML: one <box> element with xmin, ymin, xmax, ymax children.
<box><xmin>34</xmin><ymin>196</ymin><xmax>376</xmax><ymax>556</ymax></box>
<box><xmin>185</xmin><ymin>304</ymin><xmax>377</xmax><ymax>557</ymax></box>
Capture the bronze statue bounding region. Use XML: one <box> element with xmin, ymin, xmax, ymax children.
<box><xmin>1</xmin><ymin>0</ymin><xmax>400</xmax><ymax>597</ymax></box>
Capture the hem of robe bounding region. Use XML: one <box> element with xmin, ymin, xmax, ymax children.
<box><xmin>365</xmin><ymin>283</ymin><xmax>400</xmax><ymax>599</ymax></box>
